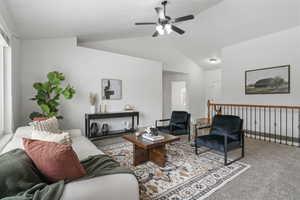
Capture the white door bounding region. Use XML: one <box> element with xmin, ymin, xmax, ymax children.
<box><xmin>171</xmin><ymin>81</ymin><xmax>188</xmax><ymax>111</ymax></box>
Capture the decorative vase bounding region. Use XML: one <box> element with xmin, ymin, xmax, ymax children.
<box><xmin>90</xmin><ymin>105</ymin><xmax>96</xmax><ymax>114</ymax></box>
<box><xmin>101</xmin><ymin>123</ymin><xmax>109</xmax><ymax>135</ymax></box>
<box><xmin>90</xmin><ymin>122</ymin><xmax>99</xmax><ymax>137</ymax></box>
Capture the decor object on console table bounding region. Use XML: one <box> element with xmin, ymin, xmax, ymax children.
<box><xmin>89</xmin><ymin>93</ymin><xmax>97</xmax><ymax>114</ymax></box>
<box><xmin>90</xmin><ymin>123</ymin><xmax>99</xmax><ymax>138</ymax></box>
<box><xmin>29</xmin><ymin>71</ymin><xmax>76</xmax><ymax>120</ymax></box>
<box><xmin>124</xmin><ymin>104</ymin><xmax>135</xmax><ymax>111</ymax></box>
<box><xmin>85</xmin><ymin>111</ymin><xmax>139</xmax><ymax>140</ymax></box>
<box><xmin>195</xmin><ymin>115</ymin><xmax>245</xmax><ymax>166</ymax></box>
<box><xmin>101</xmin><ymin>123</ymin><xmax>109</xmax><ymax>135</ymax></box>
<box><xmin>156</xmin><ymin>111</ymin><xmax>191</xmax><ymax>141</ymax></box>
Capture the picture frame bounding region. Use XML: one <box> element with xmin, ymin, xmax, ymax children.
<box><xmin>101</xmin><ymin>79</ymin><xmax>122</xmax><ymax>100</ymax></box>
<box><xmin>245</xmin><ymin>65</ymin><xmax>290</xmax><ymax>95</ymax></box>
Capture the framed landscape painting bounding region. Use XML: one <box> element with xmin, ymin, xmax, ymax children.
<box><xmin>245</xmin><ymin>65</ymin><xmax>290</xmax><ymax>95</ymax></box>
<box><xmin>102</xmin><ymin>79</ymin><xmax>122</xmax><ymax>100</ymax></box>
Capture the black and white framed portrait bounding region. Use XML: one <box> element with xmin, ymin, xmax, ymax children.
<box><xmin>102</xmin><ymin>79</ymin><xmax>122</xmax><ymax>100</ymax></box>
<box><xmin>245</xmin><ymin>65</ymin><xmax>290</xmax><ymax>95</ymax></box>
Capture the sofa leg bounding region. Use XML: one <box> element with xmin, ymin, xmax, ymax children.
<box><xmin>195</xmin><ymin>145</ymin><xmax>198</xmax><ymax>155</ymax></box>
<box><xmin>224</xmin><ymin>151</ymin><xmax>228</xmax><ymax>166</ymax></box>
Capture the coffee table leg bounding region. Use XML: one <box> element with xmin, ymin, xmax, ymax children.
<box><xmin>133</xmin><ymin>144</ymin><xmax>149</xmax><ymax>166</ymax></box>
<box><xmin>149</xmin><ymin>145</ymin><xmax>166</xmax><ymax>167</ymax></box>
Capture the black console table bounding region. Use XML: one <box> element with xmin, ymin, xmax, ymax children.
<box><xmin>85</xmin><ymin>111</ymin><xmax>139</xmax><ymax>140</ymax></box>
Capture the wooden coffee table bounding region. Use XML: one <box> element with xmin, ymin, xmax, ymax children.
<box><xmin>123</xmin><ymin>133</ymin><xmax>180</xmax><ymax>167</ymax></box>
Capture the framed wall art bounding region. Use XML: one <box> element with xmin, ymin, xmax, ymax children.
<box><xmin>245</xmin><ymin>65</ymin><xmax>290</xmax><ymax>95</ymax></box>
<box><xmin>102</xmin><ymin>79</ymin><xmax>122</xmax><ymax>100</ymax></box>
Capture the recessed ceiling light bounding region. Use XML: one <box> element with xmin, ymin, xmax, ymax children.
<box><xmin>208</xmin><ymin>58</ymin><xmax>221</xmax><ymax>64</ymax></box>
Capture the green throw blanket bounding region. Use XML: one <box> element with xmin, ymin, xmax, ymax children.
<box><xmin>0</xmin><ymin>149</ymin><xmax>133</xmax><ymax>200</ymax></box>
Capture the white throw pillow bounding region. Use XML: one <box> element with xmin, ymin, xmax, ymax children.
<box><xmin>31</xmin><ymin>130</ymin><xmax>72</xmax><ymax>145</ymax></box>
<box><xmin>29</xmin><ymin>117</ymin><xmax>61</xmax><ymax>133</ymax></box>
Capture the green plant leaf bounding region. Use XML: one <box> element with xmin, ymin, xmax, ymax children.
<box><xmin>47</xmin><ymin>71</ymin><xmax>65</xmax><ymax>85</ymax></box>
<box><xmin>29</xmin><ymin>112</ymin><xmax>45</xmax><ymax>120</ymax></box>
<box><xmin>55</xmin><ymin>87</ymin><xmax>63</xmax><ymax>94</ymax></box>
<box><xmin>33</xmin><ymin>83</ymin><xmax>43</xmax><ymax>90</ymax></box>
<box><xmin>56</xmin><ymin>115</ymin><xmax>63</xmax><ymax>120</ymax></box>
<box><xmin>40</xmin><ymin>104</ymin><xmax>50</xmax><ymax>115</ymax></box>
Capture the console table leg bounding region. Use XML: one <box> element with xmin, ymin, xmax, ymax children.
<box><xmin>132</xmin><ymin>116</ymin><xmax>135</xmax><ymax>130</ymax></box>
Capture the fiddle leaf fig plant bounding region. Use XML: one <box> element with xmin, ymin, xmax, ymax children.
<box><xmin>29</xmin><ymin>71</ymin><xmax>76</xmax><ymax>120</ymax></box>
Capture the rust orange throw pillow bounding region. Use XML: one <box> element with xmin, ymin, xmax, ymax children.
<box><xmin>23</xmin><ymin>138</ymin><xmax>86</xmax><ymax>182</ymax></box>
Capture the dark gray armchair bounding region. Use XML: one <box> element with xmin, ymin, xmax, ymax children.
<box><xmin>156</xmin><ymin>111</ymin><xmax>191</xmax><ymax>140</ymax></box>
<box><xmin>195</xmin><ymin>115</ymin><xmax>244</xmax><ymax>165</ymax></box>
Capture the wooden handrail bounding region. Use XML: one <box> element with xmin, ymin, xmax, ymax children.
<box><xmin>208</xmin><ymin>101</ymin><xmax>300</xmax><ymax>110</ymax></box>
<box><xmin>206</xmin><ymin>100</ymin><xmax>300</xmax><ymax>148</ymax></box>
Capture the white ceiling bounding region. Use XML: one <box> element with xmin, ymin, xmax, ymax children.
<box><xmin>81</xmin><ymin>0</ymin><xmax>300</xmax><ymax>69</ymax></box>
<box><xmin>2</xmin><ymin>0</ymin><xmax>300</xmax><ymax>69</ymax></box>
<box><xmin>3</xmin><ymin>0</ymin><xmax>221</xmax><ymax>40</ymax></box>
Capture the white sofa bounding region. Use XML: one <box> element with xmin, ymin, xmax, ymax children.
<box><xmin>0</xmin><ymin>126</ymin><xmax>139</xmax><ymax>200</ymax></box>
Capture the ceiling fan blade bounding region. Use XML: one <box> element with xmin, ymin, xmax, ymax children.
<box><xmin>135</xmin><ymin>22</ymin><xmax>157</xmax><ymax>25</ymax></box>
<box><xmin>155</xmin><ymin>7</ymin><xmax>165</xmax><ymax>19</ymax></box>
<box><xmin>171</xmin><ymin>25</ymin><xmax>185</xmax><ymax>35</ymax></box>
<box><xmin>174</xmin><ymin>15</ymin><xmax>194</xmax><ymax>23</ymax></box>
<box><xmin>152</xmin><ymin>31</ymin><xmax>159</xmax><ymax>37</ymax></box>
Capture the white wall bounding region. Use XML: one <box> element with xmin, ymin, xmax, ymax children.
<box><xmin>20</xmin><ymin>37</ymin><xmax>163</xmax><ymax>131</ymax></box>
<box><xmin>163</xmin><ymin>71</ymin><xmax>189</xmax><ymax>118</ymax></box>
<box><xmin>204</xmin><ymin>69</ymin><xmax>222</xmax><ymax>103</ymax></box>
<box><xmin>221</xmin><ymin>26</ymin><xmax>300</xmax><ymax>106</ymax></box>
<box><xmin>164</xmin><ymin>60</ymin><xmax>206</xmax><ymax>119</ymax></box>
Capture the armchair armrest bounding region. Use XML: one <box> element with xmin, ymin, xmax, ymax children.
<box><xmin>155</xmin><ymin>119</ymin><xmax>170</xmax><ymax>127</ymax></box>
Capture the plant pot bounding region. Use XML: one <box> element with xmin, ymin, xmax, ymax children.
<box><xmin>90</xmin><ymin>105</ymin><xmax>96</xmax><ymax>114</ymax></box>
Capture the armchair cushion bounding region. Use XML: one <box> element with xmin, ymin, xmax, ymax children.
<box><xmin>171</xmin><ymin>111</ymin><xmax>189</xmax><ymax>124</ymax></box>
<box><xmin>196</xmin><ymin>135</ymin><xmax>241</xmax><ymax>152</ymax></box>
<box><xmin>210</xmin><ymin>115</ymin><xmax>243</xmax><ymax>141</ymax></box>
<box><xmin>157</xmin><ymin>126</ymin><xmax>189</xmax><ymax>135</ymax></box>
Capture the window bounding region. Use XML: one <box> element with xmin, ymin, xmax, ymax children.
<box><xmin>0</xmin><ymin>45</ymin><xmax>3</xmax><ymax>134</ymax></box>
<box><xmin>0</xmin><ymin>28</ymin><xmax>9</xmax><ymax>135</ymax></box>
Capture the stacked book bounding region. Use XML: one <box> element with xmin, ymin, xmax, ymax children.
<box><xmin>142</xmin><ymin>133</ymin><xmax>164</xmax><ymax>141</ymax></box>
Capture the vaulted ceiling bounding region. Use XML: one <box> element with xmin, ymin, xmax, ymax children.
<box><xmin>2</xmin><ymin>0</ymin><xmax>300</xmax><ymax>69</ymax></box>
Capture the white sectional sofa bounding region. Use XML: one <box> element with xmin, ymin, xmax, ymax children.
<box><xmin>0</xmin><ymin>126</ymin><xmax>139</xmax><ymax>200</ymax></box>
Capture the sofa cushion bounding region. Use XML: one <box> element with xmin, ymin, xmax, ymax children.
<box><xmin>32</xmin><ymin>130</ymin><xmax>72</xmax><ymax>145</ymax></box>
<box><xmin>0</xmin><ymin>149</ymin><xmax>44</xmax><ymax>198</ymax></box>
<box><xmin>23</xmin><ymin>138</ymin><xmax>86</xmax><ymax>182</ymax></box>
<box><xmin>196</xmin><ymin>135</ymin><xmax>241</xmax><ymax>152</ymax></box>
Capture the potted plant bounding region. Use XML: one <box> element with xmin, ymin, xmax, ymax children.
<box><xmin>29</xmin><ymin>71</ymin><xmax>76</xmax><ymax>120</ymax></box>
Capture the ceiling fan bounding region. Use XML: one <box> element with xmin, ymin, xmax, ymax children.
<box><xmin>135</xmin><ymin>1</ymin><xmax>195</xmax><ymax>37</ymax></box>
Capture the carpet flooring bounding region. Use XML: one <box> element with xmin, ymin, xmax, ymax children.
<box><xmin>94</xmin><ymin>135</ymin><xmax>300</xmax><ymax>200</ymax></box>
<box><xmin>97</xmin><ymin>140</ymin><xmax>250</xmax><ymax>200</ymax></box>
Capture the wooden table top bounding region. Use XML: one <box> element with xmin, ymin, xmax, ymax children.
<box><xmin>123</xmin><ymin>132</ymin><xmax>180</xmax><ymax>149</ymax></box>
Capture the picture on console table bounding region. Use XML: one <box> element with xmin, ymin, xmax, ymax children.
<box><xmin>102</xmin><ymin>79</ymin><xmax>122</xmax><ymax>100</ymax></box>
<box><xmin>245</xmin><ymin>65</ymin><xmax>290</xmax><ymax>95</ymax></box>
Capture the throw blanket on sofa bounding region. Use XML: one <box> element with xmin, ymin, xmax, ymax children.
<box><xmin>0</xmin><ymin>149</ymin><xmax>133</xmax><ymax>200</ymax></box>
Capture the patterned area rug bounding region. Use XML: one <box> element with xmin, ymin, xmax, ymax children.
<box><xmin>98</xmin><ymin>140</ymin><xmax>250</xmax><ymax>200</ymax></box>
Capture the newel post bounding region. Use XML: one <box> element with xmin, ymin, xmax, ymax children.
<box><xmin>207</xmin><ymin>100</ymin><xmax>211</xmax><ymax>124</ymax></box>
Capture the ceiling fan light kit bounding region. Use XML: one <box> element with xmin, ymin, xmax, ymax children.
<box><xmin>135</xmin><ymin>1</ymin><xmax>195</xmax><ymax>37</ymax></box>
